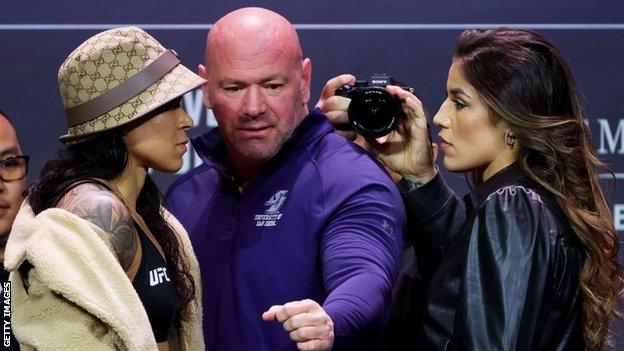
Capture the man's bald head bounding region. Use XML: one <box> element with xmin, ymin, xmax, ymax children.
<box><xmin>197</xmin><ymin>7</ymin><xmax>312</xmax><ymax>177</ymax></box>
<box><xmin>205</xmin><ymin>7</ymin><xmax>303</xmax><ymax>69</ymax></box>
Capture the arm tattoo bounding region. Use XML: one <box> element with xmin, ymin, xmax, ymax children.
<box><xmin>56</xmin><ymin>183</ymin><xmax>138</xmax><ymax>271</ymax></box>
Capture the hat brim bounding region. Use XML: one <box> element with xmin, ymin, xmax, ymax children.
<box><xmin>59</xmin><ymin>63</ymin><xmax>206</xmax><ymax>143</ymax></box>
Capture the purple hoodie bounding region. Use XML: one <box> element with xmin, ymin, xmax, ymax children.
<box><xmin>166</xmin><ymin>109</ymin><xmax>405</xmax><ymax>350</ymax></box>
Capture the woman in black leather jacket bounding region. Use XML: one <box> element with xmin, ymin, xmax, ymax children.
<box><xmin>318</xmin><ymin>28</ymin><xmax>622</xmax><ymax>350</ymax></box>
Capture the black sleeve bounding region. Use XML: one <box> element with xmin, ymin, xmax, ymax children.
<box><xmin>397</xmin><ymin>173</ymin><xmax>466</xmax><ymax>283</ymax></box>
<box><xmin>453</xmin><ymin>186</ymin><xmax>552</xmax><ymax>350</ymax></box>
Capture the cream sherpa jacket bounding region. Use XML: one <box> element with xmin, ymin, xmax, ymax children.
<box><xmin>4</xmin><ymin>201</ymin><xmax>204</xmax><ymax>351</ymax></box>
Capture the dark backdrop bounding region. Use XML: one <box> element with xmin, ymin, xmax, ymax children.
<box><xmin>1</xmin><ymin>0</ymin><xmax>623</xmax><ymax>342</ymax></box>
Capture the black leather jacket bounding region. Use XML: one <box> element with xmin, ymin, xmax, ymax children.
<box><xmin>398</xmin><ymin>164</ymin><xmax>585</xmax><ymax>350</ymax></box>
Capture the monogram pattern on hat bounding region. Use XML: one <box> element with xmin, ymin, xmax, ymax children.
<box><xmin>58</xmin><ymin>26</ymin><xmax>205</xmax><ymax>142</ymax></box>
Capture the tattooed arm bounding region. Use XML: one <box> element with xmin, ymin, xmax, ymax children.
<box><xmin>56</xmin><ymin>183</ymin><xmax>139</xmax><ymax>272</ymax></box>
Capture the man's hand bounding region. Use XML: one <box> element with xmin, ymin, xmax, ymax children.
<box><xmin>262</xmin><ymin>299</ymin><xmax>334</xmax><ymax>351</ymax></box>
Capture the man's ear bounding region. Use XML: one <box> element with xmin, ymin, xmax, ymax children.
<box><xmin>300</xmin><ymin>58</ymin><xmax>312</xmax><ymax>105</ymax></box>
<box><xmin>198</xmin><ymin>64</ymin><xmax>212</xmax><ymax>108</ymax></box>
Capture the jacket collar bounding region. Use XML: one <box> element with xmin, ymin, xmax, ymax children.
<box><xmin>465</xmin><ymin>163</ymin><xmax>526</xmax><ymax>212</ymax></box>
<box><xmin>191</xmin><ymin>107</ymin><xmax>334</xmax><ymax>171</ymax></box>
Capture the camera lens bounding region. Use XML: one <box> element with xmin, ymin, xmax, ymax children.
<box><xmin>348</xmin><ymin>87</ymin><xmax>401</xmax><ymax>138</ymax></box>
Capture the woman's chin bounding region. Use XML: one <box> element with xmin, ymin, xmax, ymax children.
<box><xmin>442</xmin><ymin>157</ymin><xmax>460</xmax><ymax>173</ymax></box>
<box><xmin>151</xmin><ymin>161</ymin><xmax>183</xmax><ymax>174</ymax></box>
<box><xmin>443</xmin><ymin>157</ymin><xmax>473</xmax><ymax>174</ymax></box>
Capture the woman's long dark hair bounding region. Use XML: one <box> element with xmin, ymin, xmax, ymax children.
<box><xmin>454</xmin><ymin>28</ymin><xmax>622</xmax><ymax>350</ymax></box>
<box><xmin>29</xmin><ymin>131</ymin><xmax>196</xmax><ymax>321</ymax></box>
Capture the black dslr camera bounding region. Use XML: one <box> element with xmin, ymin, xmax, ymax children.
<box><xmin>335</xmin><ymin>74</ymin><xmax>414</xmax><ymax>138</ymax></box>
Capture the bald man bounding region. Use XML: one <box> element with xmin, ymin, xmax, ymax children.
<box><xmin>167</xmin><ymin>8</ymin><xmax>405</xmax><ymax>351</ymax></box>
<box><xmin>0</xmin><ymin>109</ymin><xmax>27</xmax><ymax>351</ymax></box>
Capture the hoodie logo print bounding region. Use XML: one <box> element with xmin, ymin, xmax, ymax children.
<box><xmin>255</xmin><ymin>190</ymin><xmax>288</xmax><ymax>227</ymax></box>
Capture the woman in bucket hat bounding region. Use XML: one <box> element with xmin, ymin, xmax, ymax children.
<box><xmin>5</xmin><ymin>26</ymin><xmax>205</xmax><ymax>351</ymax></box>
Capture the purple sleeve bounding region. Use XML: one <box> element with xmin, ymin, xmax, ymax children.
<box><xmin>320</xmin><ymin>182</ymin><xmax>405</xmax><ymax>347</ymax></box>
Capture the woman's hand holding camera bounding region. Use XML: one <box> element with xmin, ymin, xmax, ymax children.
<box><xmin>369</xmin><ymin>85</ymin><xmax>437</xmax><ymax>185</ymax></box>
<box><xmin>317</xmin><ymin>75</ymin><xmax>437</xmax><ymax>185</ymax></box>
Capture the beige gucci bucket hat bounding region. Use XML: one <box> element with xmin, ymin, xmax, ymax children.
<box><xmin>57</xmin><ymin>26</ymin><xmax>206</xmax><ymax>143</ymax></box>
